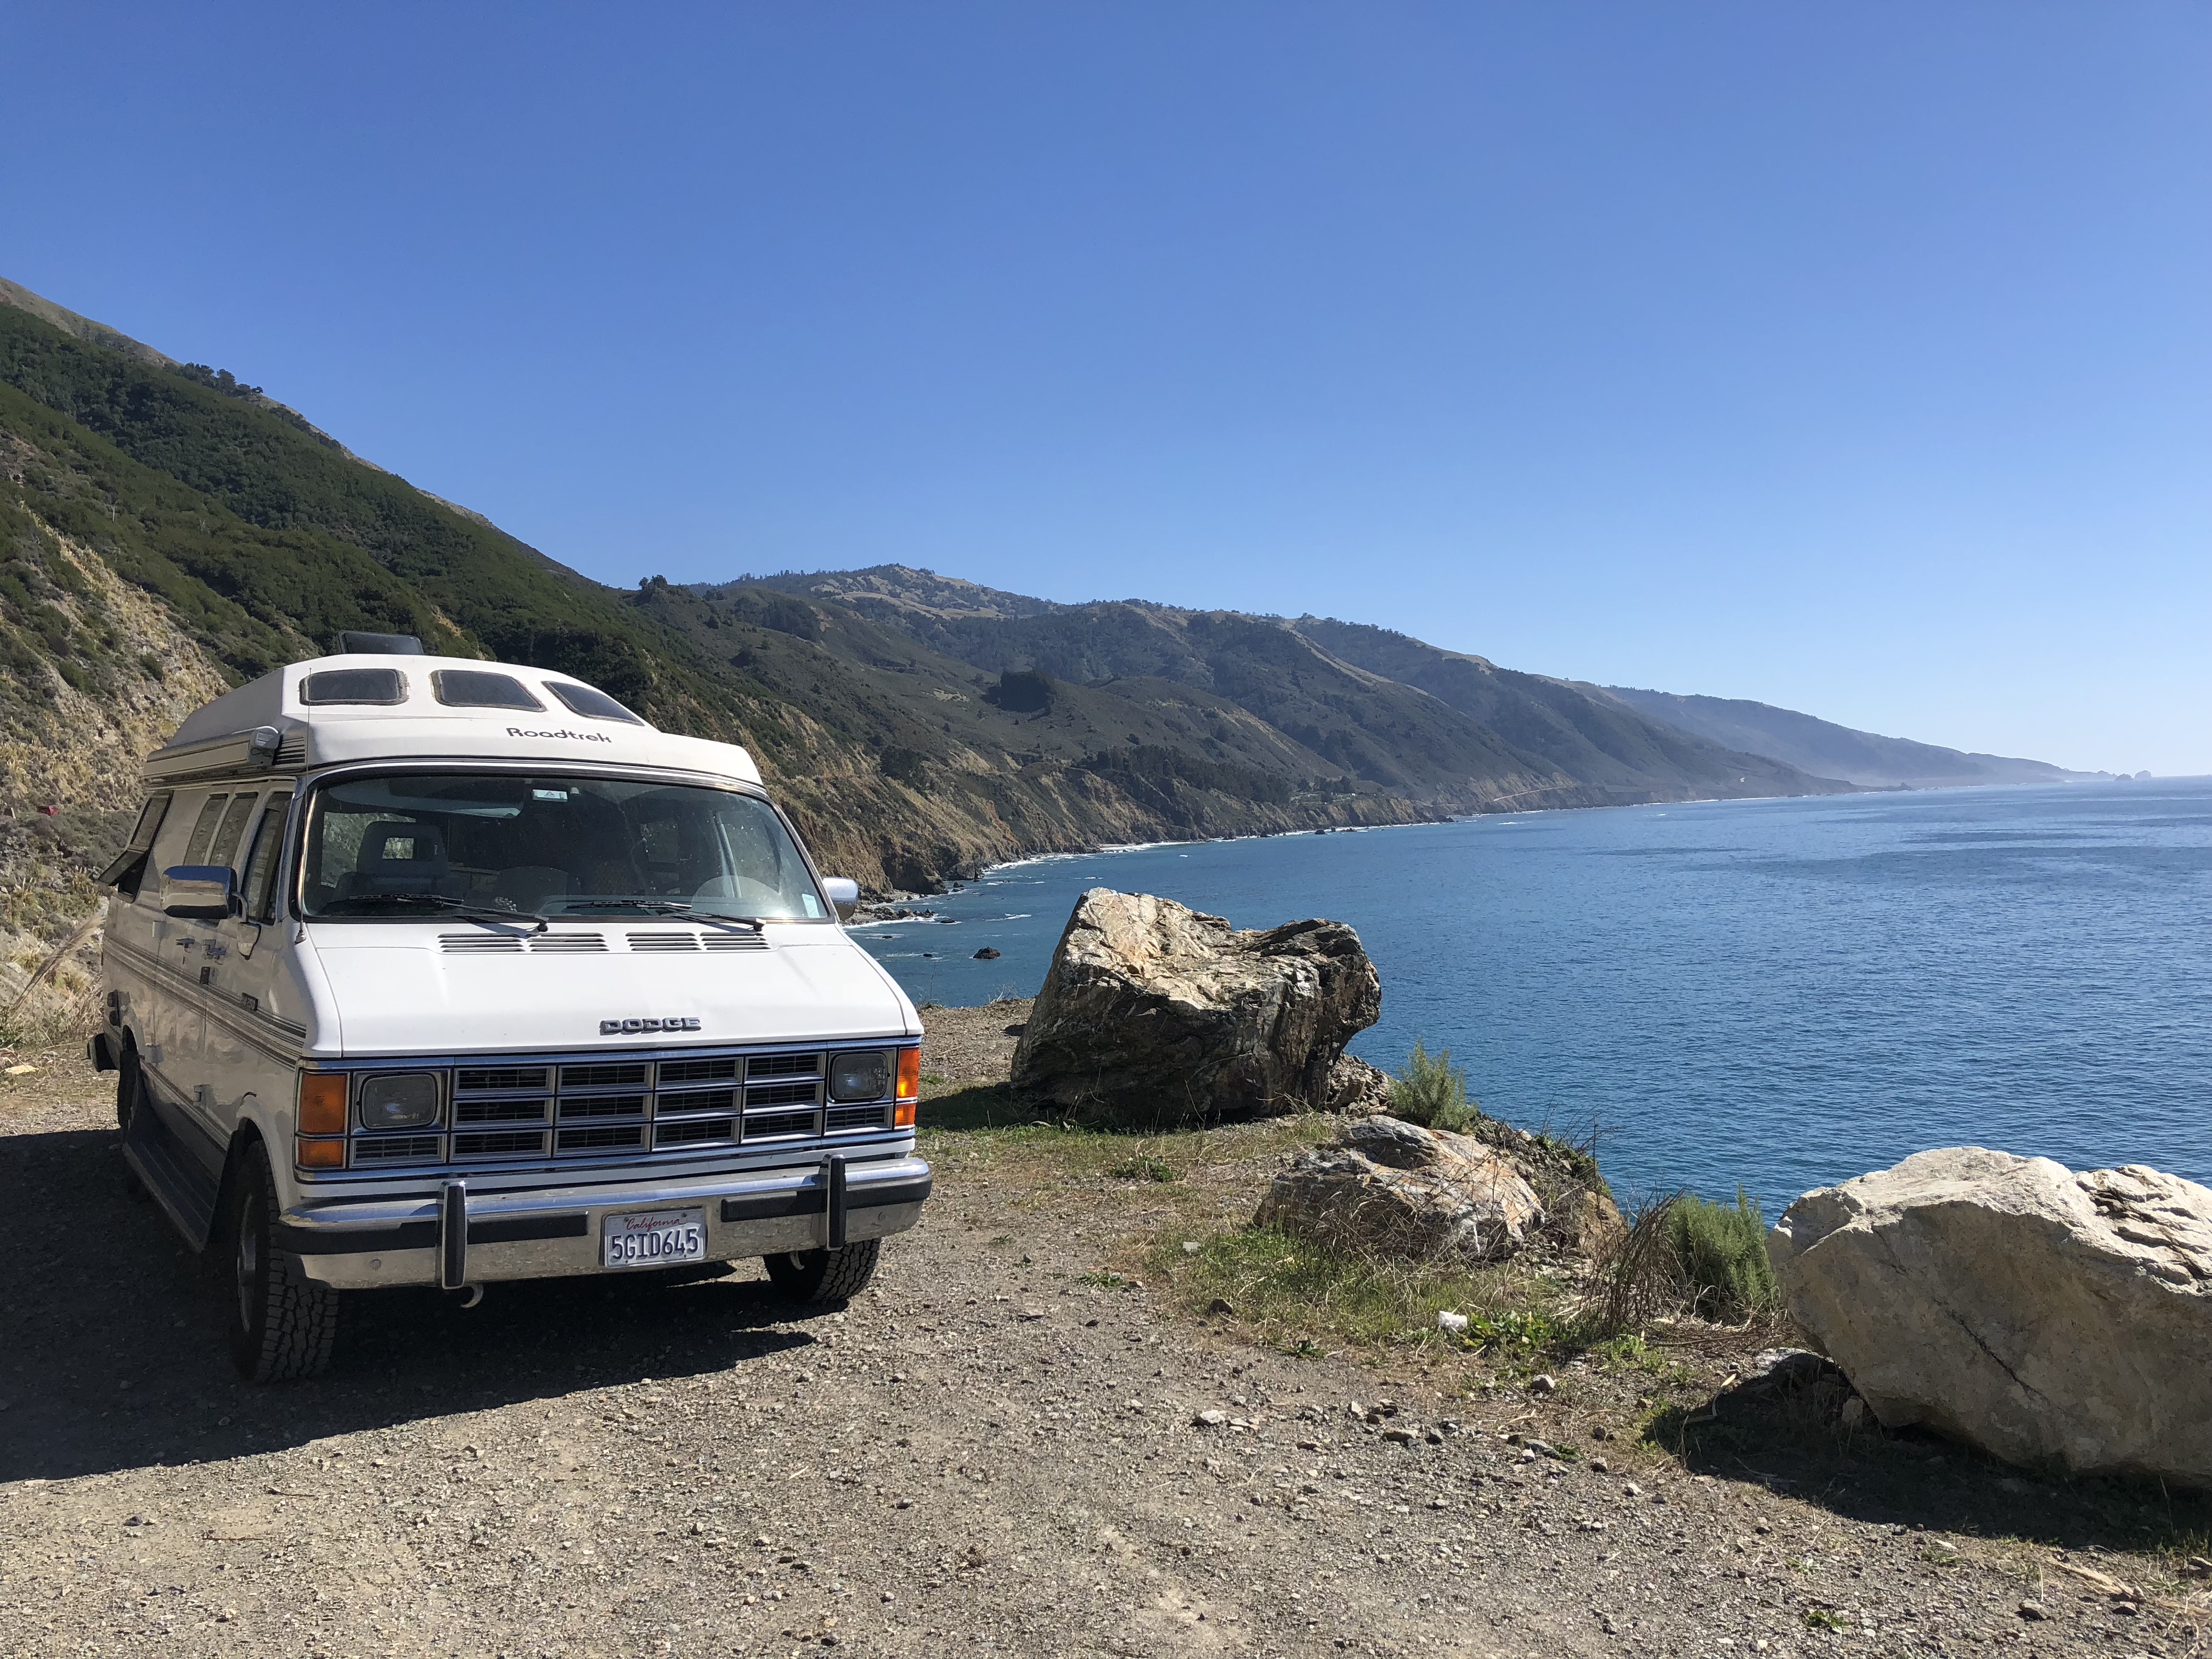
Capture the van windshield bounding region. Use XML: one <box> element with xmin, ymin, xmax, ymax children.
<box><xmin>298</xmin><ymin>773</ymin><xmax>833</xmax><ymax>923</ymax></box>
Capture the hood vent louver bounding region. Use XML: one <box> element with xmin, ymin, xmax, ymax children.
<box><xmin>437</xmin><ymin>931</ymin><xmax>610</xmax><ymax>955</ymax></box>
<box><xmin>627</xmin><ymin>929</ymin><xmax>769</xmax><ymax>953</ymax></box>
<box><xmin>440</xmin><ymin>933</ymin><xmax>523</xmax><ymax>953</ymax></box>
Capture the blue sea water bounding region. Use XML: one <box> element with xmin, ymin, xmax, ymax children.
<box><xmin>857</xmin><ymin>780</ymin><xmax>2212</xmax><ymax>1215</ymax></box>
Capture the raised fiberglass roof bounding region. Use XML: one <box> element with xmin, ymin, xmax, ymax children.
<box><xmin>150</xmin><ymin>654</ymin><xmax>761</xmax><ymax>786</ymax></box>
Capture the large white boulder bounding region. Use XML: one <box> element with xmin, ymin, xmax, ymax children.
<box><xmin>1768</xmin><ymin>1147</ymin><xmax>2212</xmax><ymax>1487</ymax></box>
<box><xmin>1010</xmin><ymin>888</ymin><xmax>1381</xmax><ymax>1126</ymax></box>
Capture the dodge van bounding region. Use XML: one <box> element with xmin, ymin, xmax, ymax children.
<box><xmin>91</xmin><ymin>634</ymin><xmax>930</xmax><ymax>1380</ymax></box>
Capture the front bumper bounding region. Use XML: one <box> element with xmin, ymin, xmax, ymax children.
<box><xmin>278</xmin><ymin>1154</ymin><xmax>931</xmax><ymax>1289</ymax></box>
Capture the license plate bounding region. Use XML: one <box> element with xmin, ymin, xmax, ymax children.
<box><xmin>601</xmin><ymin>1207</ymin><xmax>707</xmax><ymax>1269</ymax></box>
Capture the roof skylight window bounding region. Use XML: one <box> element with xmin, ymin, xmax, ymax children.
<box><xmin>301</xmin><ymin>668</ymin><xmax>408</xmax><ymax>706</ymax></box>
<box><xmin>544</xmin><ymin>682</ymin><xmax>645</xmax><ymax>724</ymax></box>
<box><xmin>431</xmin><ymin>670</ymin><xmax>544</xmax><ymax>711</ymax></box>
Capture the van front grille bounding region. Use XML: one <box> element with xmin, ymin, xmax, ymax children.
<box><xmin>454</xmin><ymin>1098</ymin><xmax>550</xmax><ymax>1125</ymax></box>
<box><xmin>454</xmin><ymin>1130</ymin><xmax>549</xmax><ymax>1159</ymax></box>
<box><xmin>654</xmin><ymin>1116</ymin><xmax>737</xmax><ymax>1148</ymax></box>
<box><xmin>559</xmin><ymin>1093</ymin><xmax>646</xmax><ymax>1120</ymax></box>
<box><xmin>659</xmin><ymin>1057</ymin><xmax>738</xmax><ymax>1084</ymax></box>
<box><xmin>313</xmin><ymin>1045</ymin><xmax>903</xmax><ymax>1174</ymax></box>
<box><xmin>746</xmin><ymin>1053</ymin><xmax>819</xmax><ymax>1079</ymax></box>
<box><xmin>558</xmin><ymin>1124</ymin><xmax>644</xmax><ymax>1153</ymax></box>
<box><xmin>563</xmin><ymin>1063</ymin><xmax>649</xmax><ymax>1089</ymax></box>
<box><xmin>456</xmin><ymin>1066</ymin><xmax>549</xmax><ymax>1093</ymax></box>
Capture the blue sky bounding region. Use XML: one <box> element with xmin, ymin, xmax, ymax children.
<box><xmin>4</xmin><ymin>3</ymin><xmax>2207</xmax><ymax>771</ymax></box>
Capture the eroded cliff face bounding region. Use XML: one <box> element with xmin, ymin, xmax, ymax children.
<box><xmin>0</xmin><ymin>510</ymin><xmax>235</xmax><ymax>973</ymax></box>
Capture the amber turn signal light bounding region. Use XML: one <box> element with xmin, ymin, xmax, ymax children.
<box><xmin>893</xmin><ymin>1099</ymin><xmax>917</xmax><ymax>1128</ymax></box>
<box><xmin>895</xmin><ymin>1045</ymin><xmax>921</xmax><ymax>1107</ymax></box>
<box><xmin>296</xmin><ymin>1137</ymin><xmax>346</xmax><ymax>1170</ymax></box>
<box><xmin>298</xmin><ymin>1071</ymin><xmax>348</xmax><ymax>1136</ymax></box>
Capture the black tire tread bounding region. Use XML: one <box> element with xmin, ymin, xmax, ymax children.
<box><xmin>232</xmin><ymin>1145</ymin><xmax>339</xmax><ymax>1381</ymax></box>
<box><xmin>765</xmin><ymin>1237</ymin><xmax>881</xmax><ymax>1304</ymax></box>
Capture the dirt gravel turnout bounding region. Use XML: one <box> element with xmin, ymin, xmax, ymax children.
<box><xmin>2</xmin><ymin>1021</ymin><xmax>2207</xmax><ymax>1659</ymax></box>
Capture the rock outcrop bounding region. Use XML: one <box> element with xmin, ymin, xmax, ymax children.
<box><xmin>1255</xmin><ymin>1115</ymin><xmax>1545</xmax><ymax>1263</ymax></box>
<box><xmin>1009</xmin><ymin>889</ymin><xmax>1381</xmax><ymax>1126</ymax></box>
<box><xmin>1769</xmin><ymin>1147</ymin><xmax>2212</xmax><ymax>1487</ymax></box>
<box><xmin>1324</xmin><ymin>1056</ymin><xmax>1394</xmax><ymax>1114</ymax></box>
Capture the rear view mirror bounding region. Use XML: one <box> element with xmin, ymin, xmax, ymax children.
<box><xmin>822</xmin><ymin>877</ymin><xmax>860</xmax><ymax>922</ymax></box>
<box><xmin>163</xmin><ymin>865</ymin><xmax>239</xmax><ymax>921</ymax></box>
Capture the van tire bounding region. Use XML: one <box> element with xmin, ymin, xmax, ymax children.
<box><xmin>764</xmin><ymin>1239</ymin><xmax>880</xmax><ymax>1304</ymax></box>
<box><xmin>226</xmin><ymin>1141</ymin><xmax>339</xmax><ymax>1381</ymax></box>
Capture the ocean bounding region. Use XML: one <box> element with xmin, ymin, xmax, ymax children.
<box><xmin>856</xmin><ymin>779</ymin><xmax>2212</xmax><ymax>1215</ymax></box>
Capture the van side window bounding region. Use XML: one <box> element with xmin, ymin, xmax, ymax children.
<box><xmin>182</xmin><ymin>794</ymin><xmax>232</xmax><ymax>865</ymax></box>
<box><xmin>240</xmin><ymin>793</ymin><xmax>295</xmax><ymax>923</ymax></box>
<box><xmin>97</xmin><ymin>791</ymin><xmax>174</xmax><ymax>898</ymax></box>
<box><xmin>210</xmin><ymin>793</ymin><xmax>262</xmax><ymax>868</ymax></box>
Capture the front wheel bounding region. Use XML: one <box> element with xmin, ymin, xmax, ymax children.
<box><xmin>226</xmin><ymin>1141</ymin><xmax>339</xmax><ymax>1381</ymax></box>
<box><xmin>764</xmin><ymin>1239</ymin><xmax>881</xmax><ymax>1304</ymax></box>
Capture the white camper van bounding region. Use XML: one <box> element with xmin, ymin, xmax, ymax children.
<box><xmin>91</xmin><ymin>634</ymin><xmax>931</xmax><ymax>1380</ymax></box>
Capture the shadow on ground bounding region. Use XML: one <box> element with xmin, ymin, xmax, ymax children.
<box><xmin>1645</xmin><ymin>1361</ymin><xmax>2212</xmax><ymax>1558</ymax></box>
<box><xmin>0</xmin><ymin>1126</ymin><xmax>818</xmax><ymax>1484</ymax></box>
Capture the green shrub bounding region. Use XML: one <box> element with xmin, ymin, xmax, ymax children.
<box><xmin>1105</xmin><ymin>1154</ymin><xmax>1177</xmax><ymax>1182</ymax></box>
<box><xmin>1389</xmin><ymin>1041</ymin><xmax>1477</xmax><ymax>1133</ymax></box>
<box><xmin>1666</xmin><ymin>1189</ymin><xmax>1779</xmax><ymax>1321</ymax></box>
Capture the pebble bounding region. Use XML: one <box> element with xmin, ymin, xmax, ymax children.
<box><xmin>1194</xmin><ymin>1409</ymin><xmax>1229</xmax><ymax>1428</ymax></box>
<box><xmin>1530</xmin><ymin>1374</ymin><xmax>1556</xmax><ymax>1395</ymax></box>
<box><xmin>2018</xmin><ymin>1601</ymin><xmax>2047</xmax><ymax>1621</ymax></box>
<box><xmin>1436</xmin><ymin>1311</ymin><xmax>1469</xmax><ymax>1334</ymax></box>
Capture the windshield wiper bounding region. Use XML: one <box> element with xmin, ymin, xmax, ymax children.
<box><xmin>321</xmin><ymin>894</ymin><xmax>550</xmax><ymax>934</ymax></box>
<box><xmin>562</xmin><ymin>899</ymin><xmax>766</xmax><ymax>932</ymax></box>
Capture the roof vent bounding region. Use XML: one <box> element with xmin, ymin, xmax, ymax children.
<box><xmin>336</xmin><ymin>631</ymin><xmax>426</xmax><ymax>656</ymax></box>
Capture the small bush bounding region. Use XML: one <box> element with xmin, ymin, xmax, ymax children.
<box><xmin>1666</xmin><ymin>1189</ymin><xmax>1779</xmax><ymax>1322</ymax></box>
<box><xmin>1106</xmin><ymin>1154</ymin><xmax>1177</xmax><ymax>1182</ymax></box>
<box><xmin>1389</xmin><ymin>1041</ymin><xmax>1477</xmax><ymax>1133</ymax></box>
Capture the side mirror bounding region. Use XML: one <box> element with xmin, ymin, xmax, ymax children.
<box><xmin>162</xmin><ymin>865</ymin><xmax>238</xmax><ymax>921</ymax></box>
<box><xmin>821</xmin><ymin>877</ymin><xmax>861</xmax><ymax>922</ymax></box>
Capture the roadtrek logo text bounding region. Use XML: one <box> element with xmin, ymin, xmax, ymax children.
<box><xmin>507</xmin><ymin>726</ymin><xmax>613</xmax><ymax>743</ymax></box>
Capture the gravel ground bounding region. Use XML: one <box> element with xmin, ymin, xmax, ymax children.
<box><xmin>2</xmin><ymin>1032</ymin><xmax>2207</xmax><ymax>1659</ymax></box>
<box><xmin>913</xmin><ymin>1000</ymin><xmax>1031</xmax><ymax>1087</ymax></box>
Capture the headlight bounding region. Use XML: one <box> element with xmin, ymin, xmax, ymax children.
<box><xmin>828</xmin><ymin>1051</ymin><xmax>892</xmax><ymax>1103</ymax></box>
<box><xmin>357</xmin><ymin>1072</ymin><xmax>442</xmax><ymax>1131</ymax></box>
